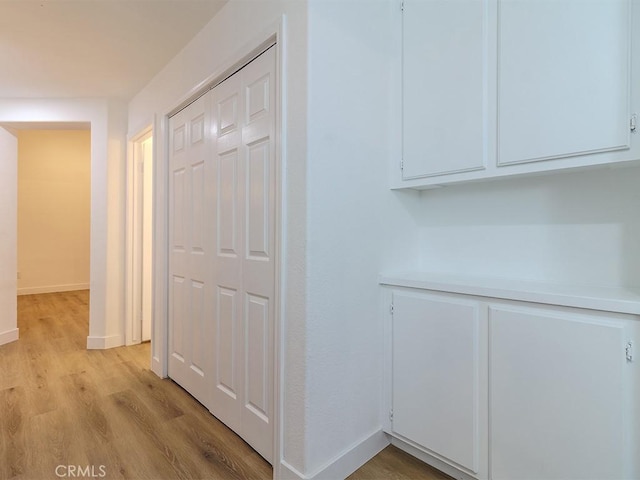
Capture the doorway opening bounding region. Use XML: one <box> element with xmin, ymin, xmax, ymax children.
<box><xmin>4</xmin><ymin>123</ymin><xmax>93</xmax><ymax>344</ymax></box>
<box><xmin>15</xmin><ymin>126</ymin><xmax>91</xmax><ymax>298</ymax></box>
<box><xmin>126</xmin><ymin>126</ymin><xmax>154</xmax><ymax>345</ymax></box>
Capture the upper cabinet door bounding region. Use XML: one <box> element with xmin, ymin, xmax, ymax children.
<box><xmin>402</xmin><ymin>0</ymin><xmax>488</xmax><ymax>179</ymax></box>
<box><xmin>497</xmin><ymin>0</ymin><xmax>631</xmax><ymax>166</ymax></box>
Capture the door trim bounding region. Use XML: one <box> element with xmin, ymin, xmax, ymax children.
<box><xmin>126</xmin><ymin>124</ymin><xmax>153</xmax><ymax>346</ymax></box>
<box><xmin>153</xmin><ymin>17</ymin><xmax>286</xmax><ymax>471</ymax></box>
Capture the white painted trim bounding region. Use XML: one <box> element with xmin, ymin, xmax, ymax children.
<box><xmin>17</xmin><ymin>283</ymin><xmax>90</xmax><ymax>296</ymax></box>
<box><xmin>165</xmin><ymin>35</ymin><xmax>277</xmax><ymax>119</ymax></box>
<box><xmin>310</xmin><ymin>430</ymin><xmax>389</xmax><ymax>480</ymax></box>
<box><xmin>278</xmin><ymin>461</ymin><xmax>306</xmax><ymax>480</ymax></box>
<box><xmin>125</xmin><ymin>132</ymin><xmax>135</xmax><ymax>346</ymax></box>
<box><xmin>380</xmin><ymin>271</ymin><xmax>640</xmax><ymax>315</ymax></box>
<box><xmin>152</xmin><ymin>112</ymin><xmax>167</xmax><ymax>378</ymax></box>
<box><xmin>381</xmin><ymin>288</ymin><xmax>393</xmax><ymax>434</ymax></box>
<box><xmin>279</xmin><ymin>430</ymin><xmax>390</xmax><ymax>480</ymax></box>
<box><xmin>86</xmin><ymin>334</ymin><xmax>124</xmax><ymax>350</ymax></box>
<box><xmin>272</xmin><ymin>14</ymin><xmax>287</xmax><ymax>480</ymax></box>
<box><xmin>0</xmin><ymin>328</ymin><xmax>19</xmax><ymax>346</ymax></box>
<box><xmin>125</xmin><ymin>123</ymin><xmax>154</xmax><ymax>347</ymax></box>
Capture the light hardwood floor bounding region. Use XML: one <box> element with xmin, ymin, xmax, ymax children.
<box><xmin>1</xmin><ymin>291</ymin><xmax>450</xmax><ymax>480</ymax></box>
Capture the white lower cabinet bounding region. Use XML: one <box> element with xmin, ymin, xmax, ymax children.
<box><xmin>391</xmin><ymin>291</ymin><xmax>488</xmax><ymax>478</ymax></box>
<box><xmin>490</xmin><ymin>305</ymin><xmax>630</xmax><ymax>480</ymax></box>
<box><xmin>386</xmin><ymin>286</ymin><xmax>639</xmax><ymax>480</ymax></box>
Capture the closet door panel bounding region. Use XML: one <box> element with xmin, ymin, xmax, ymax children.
<box><xmin>211</xmin><ymin>72</ymin><xmax>244</xmax><ymax>433</ymax></box>
<box><xmin>239</xmin><ymin>48</ymin><xmax>276</xmax><ymax>463</ymax></box>
<box><xmin>168</xmin><ymin>112</ymin><xmax>188</xmax><ymax>384</ymax></box>
<box><xmin>167</xmin><ymin>95</ymin><xmax>212</xmax><ymax>407</ymax></box>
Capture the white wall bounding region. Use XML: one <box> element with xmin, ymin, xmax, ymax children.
<box><xmin>17</xmin><ymin>130</ymin><xmax>91</xmax><ymax>295</ymax></box>
<box><xmin>0</xmin><ymin>127</ymin><xmax>18</xmax><ymax>346</ymax></box>
<box><xmin>415</xmin><ymin>166</ymin><xmax>640</xmax><ymax>289</ymax></box>
<box><xmin>0</xmin><ymin>98</ymin><xmax>128</xmax><ymax>349</ymax></box>
<box><xmin>304</xmin><ymin>0</ymin><xmax>420</xmax><ymax>475</ymax></box>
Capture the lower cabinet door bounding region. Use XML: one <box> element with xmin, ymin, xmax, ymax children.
<box><xmin>489</xmin><ymin>305</ymin><xmax>629</xmax><ymax>480</ymax></box>
<box><xmin>392</xmin><ymin>291</ymin><xmax>487</xmax><ymax>476</ymax></box>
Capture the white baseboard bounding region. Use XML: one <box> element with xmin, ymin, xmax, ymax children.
<box><xmin>278</xmin><ymin>429</ymin><xmax>389</xmax><ymax>480</ymax></box>
<box><xmin>0</xmin><ymin>328</ymin><xmax>19</xmax><ymax>346</ymax></box>
<box><xmin>86</xmin><ymin>334</ymin><xmax>124</xmax><ymax>350</ymax></box>
<box><xmin>18</xmin><ymin>283</ymin><xmax>90</xmax><ymax>296</ymax></box>
<box><xmin>278</xmin><ymin>461</ymin><xmax>307</xmax><ymax>480</ymax></box>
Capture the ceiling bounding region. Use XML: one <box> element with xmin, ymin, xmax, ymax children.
<box><xmin>0</xmin><ymin>0</ymin><xmax>228</xmax><ymax>100</ymax></box>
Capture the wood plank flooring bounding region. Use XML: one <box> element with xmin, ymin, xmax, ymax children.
<box><xmin>3</xmin><ymin>291</ymin><xmax>271</xmax><ymax>480</ymax></box>
<box><xmin>1</xmin><ymin>291</ymin><xmax>451</xmax><ymax>480</ymax></box>
<box><xmin>348</xmin><ymin>447</ymin><xmax>452</xmax><ymax>480</ymax></box>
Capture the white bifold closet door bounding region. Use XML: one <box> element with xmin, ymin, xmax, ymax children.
<box><xmin>168</xmin><ymin>46</ymin><xmax>276</xmax><ymax>463</ymax></box>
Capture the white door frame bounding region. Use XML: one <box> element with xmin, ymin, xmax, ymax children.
<box><xmin>153</xmin><ymin>19</ymin><xmax>286</xmax><ymax>469</ymax></box>
<box><xmin>126</xmin><ymin>124</ymin><xmax>154</xmax><ymax>346</ymax></box>
<box><xmin>0</xmin><ymin>100</ymin><xmax>122</xmax><ymax>350</ymax></box>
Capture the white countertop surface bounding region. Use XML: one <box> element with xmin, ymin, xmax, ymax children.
<box><xmin>379</xmin><ymin>271</ymin><xmax>640</xmax><ymax>315</ymax></box>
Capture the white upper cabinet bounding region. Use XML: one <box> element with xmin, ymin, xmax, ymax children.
<box><xmin>402</xmin><ymin>0</ymin><xmax>487</xmax><ymax>179</ymax></box>
<box><xmin>398</xmin><ymin>0</ymin><xmax>640</xmax><ymax>188</ymax></box>
<box><xmin>497</xmin><ymin>0</ymin><xmax>630</xmax><ymax>166</ymax></box>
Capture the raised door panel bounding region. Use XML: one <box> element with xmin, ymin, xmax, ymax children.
<box><xmin>190</xmin><ymin>160</ymin><xmax>205</xmax><ymax>253</ymax></box>
<box><xmin>170</xmin><ymin>276</ymin><xmax>186</xmax><ymax>363</ymax></box>
<box><xmin>246</xmin><ymin>140</ymin><xmax>270</xmax><ymax>261</ymax></box>
<box><xmin>218</xmin><ymin>151</ymin><xmax>238</xmax><ymax>257</ymax></box>
<box><xmin>490</xmin><ymin>305</ymin><xmax>628</xmax><ymax>480</ymax></box>
<box><xmin>216</xmin><ymin>287</ymin><xmax>239</xmax><ymax>400</ymax></box>
<box><xmin>188</xmin><ymin>279</ymin><xmax>206</xmax><ymax>392</ymax></box>
<box><xmin>209</xmin><ymin>45</ymin><xmax>275</xmax><ymax>464</ymax></box>
<box><xmin>392</xmin><ymin>291</ymin><xmax>486</xmax><ymax>475</ymax></box>
<box><xmin>402</xmin><ymin>0</ymin><xmax>487</xmax><ymax>179</ymax></box>
<box><xmin>245</xmin><ymin>294</ymin><xmax>269</xmax><ymax>422</ymax></box>
<box><xmin>497</xmin><ymin>0</ymin><xmax>630</xmax><ymax>165</ymax></box>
